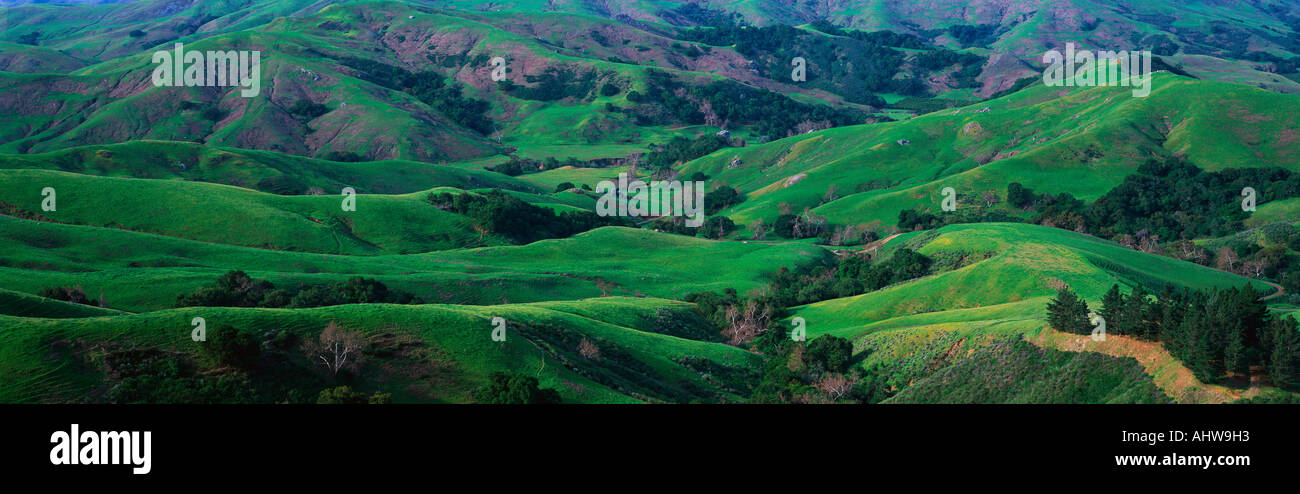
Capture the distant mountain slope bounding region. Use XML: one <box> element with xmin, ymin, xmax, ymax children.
<box><xmin>0</xmin><ymin>1</ymin><xmax>887</xmax><ymax>161</ymax></box>
<box><xmin>436</xmin><ymin>0</ymin><xmax>1300</xmax><ymax>94</ymax></box>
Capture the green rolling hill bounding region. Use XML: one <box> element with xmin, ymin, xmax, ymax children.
<box><xmin>1</xmin><ymin>0</ymin><xmax>1299</xmax><ymax>405</ymax></box>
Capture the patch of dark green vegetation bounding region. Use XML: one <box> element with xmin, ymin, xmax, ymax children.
<box><xmin>749</xmin><ymin>334</ymin><xmax>867</xmax><ymax>403</ymax></box>
<box><xmin>88</xmin><ymin>323</ymin><xmax>430</xmax><ymax>404</ymax></box>
<box><xmin>486</xmin><ymin>156</ymin><xmax>606</xmax><ymax>176</ymax></box>
<box><xmin>427</xmin><ymin>189</ymin><xmax>629</xmax><ymax>244</ymax></box>
<box><xmin>627</xmin><ymin>69</ymin><xmax>868</xmax><ymax>141</ymax></box>
<box><xmin>1017</xmin><ymin>157</ymin><xmax>1300</xmax><ymax>240</ymax></box>
<box><xmin>945</xmin><ymin>24</ymin><xmax>1000</xmax><ymax>48</ymax></box>
<box><xmin>473</xmin><ymin>371</ymin><xmax>561</xmax><ymax>404</ymax></box>
<box><xmin>686</xmin><ymin>247</ymin><xmax>942</xmax><ymax>344</ymax></box>
<box><xmin>497</xmin><ymin>67</ymin><xmax>597</xmax><ymax>102</ymax></box>
<box><xmin>644</xmin><ymin>134</ymin><xmax>734</xmax><ymax>170</ymax></box>
<box><xmin>338</xmin><ymin>56</ymin><xmax>493</xmax><ymax>134</ymax></box>
<box><xmin>175</xmin><ymin>270</ymin><xmax>420</xmax><ymax>308</ymax></box>
<box><xmin>37</xmin><ymin>285</ymin><xmax>102</xmax><ymax>307</ymax></box>
<box><xmin>1049</xmin><ymin>283</ymin><xmax>1300</xmax><ymax>388</ymax></box>
<box><xmin>675</xmin><ymin>12</ymin><xmax>977</xmax><ymax>105</ymax></box>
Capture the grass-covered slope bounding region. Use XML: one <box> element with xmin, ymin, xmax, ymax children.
<box><xmin>794</xmin><ymin>223</ymin><xmax>1267</xmax><ymax>341</ymax></box>
<box><xmin>886</xmin><ymin>337</ymin><xmax>1172</xmax><ymax>404</ymax></box>
<box><xmin>0</xmin><ymin>296</ymin><xmax>761</xmax><ymax>404</ymax></box>
<box><xmin>785</xmin><ymin>223</ymin><xmax>1275</xmax><ymax>403</ymax></box>
<box><xmin>683</xmin><ymin>74</ymin><xmax>1300</xmax><ymax>231</ymax></box>
<box><xmin>0</xmin><ymin>141</ymin><xmax>540</xmax><ymax>195</ymax></box>
<box><xmin>0</xmin><ymin>288</ymin><xmax>123</xmax><ymax>318</ymax></box>
<box><xmin>0</xmin><ymin>217</ymin><xmax>830</xmax><ymax>312</ymax></box>
<box><xmin>0</xmin><ymin>168</ymin><xmax>512</xmax><ymax>254</ymax></box>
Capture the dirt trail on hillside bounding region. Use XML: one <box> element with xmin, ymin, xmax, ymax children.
<box><xmin>1029</xmin><ymin>327</ymin><xmax>1253</xmax><ymax>404</ymax></box>
<box><xmin>1260</xmin><ymin>280</ymin><xmax>1284</xmax><ymax>301</ymax></box>
<box><xmin>831</xmin><ymin>233</ymin><xmax>903</xmax><ymax>256</ymax></box>
<box><xmin>1254</xmin><ymin>280</ymin><xmax>1300</xmax><ymax>312</ymax></box>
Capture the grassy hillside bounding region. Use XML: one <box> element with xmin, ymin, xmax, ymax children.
<box><xmin>0</xmin><ymin>168</ymin><xmax>512</xmax><ymax>254</ymax></box>
<box><xmin>793</xmin><ymin>223</ymin><xmax>1268</xmax><ymax>341</ymax></box>
<box><xmin>0</xmin><ymin>296</ymin><xmax>761</xmax><ymax>404</ymax></box>
<box><xmin>0</xmin><ymin>217</ymin><xmax>831</xmax><ymax>312</ymax></box>
<box><xmin>780</xmin><ymin>222</ymin><xmax>1287</xmax><ymax>403</ymax></box>
<box><xmin>0</xmin><ymin>287</ymin><xmax>123</xmax><ymax>318</ymax></box>
<box><xmin>0</xmin><ymin>141</ymin><xmax>540</xmax><ymax>194</ymax></box>
<box><xmin>683</xmin><ymin>73</ymin><xmax>1300</xmax><ymax>232</ymax></box>
<box><xmin>886</xmin><ymin>337</ymin><xmax>1172</xmax><ymax>404</ymax></box>
<box><xmin>3</xmin><ymin>0</ymin><xmax>1299</xmax><ymax>405</ymax></box>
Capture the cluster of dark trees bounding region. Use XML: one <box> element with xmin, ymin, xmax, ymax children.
<box><xmin>751</xmin><ymin>334</ymin><xmax>863</xmax><ymax>403</ymax></box>
<box><xmin>107</xmin><ymin>326</ymin><xmax>275</xmax><ymax>404</ymax></box>
<box><xmin>106</xmin><ymin>321</ymin><xmax>380</xmax><ymax>404</ymax></box>
<box><xmin>676</xmin><ymin>11</ymin><xmax>976</xmax><ymax>103</ymax></box>
<box><xmin>488</xmin><ymin>156</ymin><xmax>606</xmax><ymax>176</ymax></box>
<box><xmin>700</xmin><ymin>216</ymin><xmax>735</xmax><ymax>239</ymax></box>
<box><xmin>178</xmin><ymin>100</ymin><xmax>225</xmax><ymax>122</ymax></box>
<box><xmin>497</xmin><ymin>67</ymin><xmax>598</xmax><ymax>102</ymax></box>
<box><xmin>175</xmin><ymin>270</ymin><xmax>419</xmax><ymax>309</ymax></box>
<box><xmin>764</xmin><ymin>209</ymin><xmax>880</xmax><ymax>245</ymax></box>
<box><xmin>644</xmin><ymin>134</ymin><xmax>733</xmax><ymax>170</ymax></box>
<box><xmin>944</xmin><ymin>24</ymin><xmax>1000</xmax><ymax>48</ymax></box>
<box><xmin>38</xmin><ymin>285</ymin><xmax>100</xmax><ymax>307</ymax></box>
<box><xmin>337</xmin><ymin>56</ymin><xmax>493</xmax><ymax>134</ymax></box>
<box><xmin>685</xmin><ymin>282</ymin><xmax>864</xmax><ymax>402</ymax></box>
<box><xmin>896</xmin><ymin>205</ymin><xmax>1022</xmax><ymax>231</ymax></box>
<box><xmin>914</xmin><ymin>48</ymin><xmax>984</xmax><ymax>89</ymax></box>
<box><xmin>1048</xmin><ymin>284</ymin><xmax>1300</xmax><ymax>387</ymax></box>
<box><xmin>428</xmin><ymin>189</ymin><xmax>628</xmax><ymax>244</ymax></box>
<box><xmin>687</xmin><ymin>248</ymin><xmax>934</xmax><ymax>347</ymax></box>
<box><xmin>756</xmin><ymin>248</ymin><xmax>935</xmax><ymax>308</ymax></box>
<box><xmin>287</xmin><ymin>99</ymin><xmax>330</xmax><ymax>122</ymax></box>
<box><xmin>1013</xmin><ymin>157</ymin><xmax>1300</xmax><ymax>240</ymax></box>
<box><xmin>475</xmin><ymin>371</ymin><xmax>561</xmax><ymax>404</ymax></box>
<box><xmin>683</xmin><ymin>243</ymin><xmax>991</xmax><ymax>402</ymax></box>
<box><xmin>16</xmin><ymin>31</ymin><xmax>40</xmax><ymax>46</ymax></box>
<box><xmin>627</xmin><ymin>69</ymin><xmax>867</xmax><ymax>141</ymax></box>
<box><xmin>1244</xmin><ymin>50</ymin><xmax>1300</xmax><ymax>74</ymax></box>
<box><xmin>107</xmin><ymin>346</ymin><xmax>256</xmax><ymax>404</ymax></box>
<box><xmin>703</xmin><ymin>185</ymin><xmax>743</xmax><ymax>214</ymax></box>
<box><xmin>316</xmin><ymin>386</ymin><xmax>391</xmax><ymax>404</ymax></box>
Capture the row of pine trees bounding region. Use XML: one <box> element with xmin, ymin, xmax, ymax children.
<box><xmin>1047</xmin><ymin>283</ymin><xmax>1300</xmax><ymax>388</ymax></box>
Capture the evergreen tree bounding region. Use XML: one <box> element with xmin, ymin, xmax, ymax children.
<box><xmin>1171</xmin><ymin>302</ymin><xmax>1202</xmax><ymax>364</ymax></box>
<box><xmin>1098</xmin><ymin>284</ymin><xmax>1124</xmax><ymax>333</ymax></box>
<box><xmin>1269</xmin><ymin>318</ymin><xmax>1300</xmax><ymax>389</ymax></box>
<box><xmin>1225</xmin><ymin>322</ymin><xmax>1250</xmax><ymax>377</ymax></box>
<box><xmin>1158</xmin><ymin>287</ymin><xmax>1186</xmax><ymax>345</ymax></box>
<box><xmin>1140</xmin><ymin>293</ymin><xmax>1163</xmax><ymax>340</ymax></box>
<box><xmin>1235</xmin><ymin>283</ymin><xmax>1269</xmax><ymax>348</ymax></box>
<box><xmin>1121</xmin><ymin>285</ymin><xmax>1149</xmax><ymax>338</ymax></box>
<box><xmin>1046</xmin><ymin>287</ymin><xmax>1090</xmax><ymax>334</ymax></box>
<box><xmin>1192</xmin><ymin>316</ymin><xmax>1226</xmax><ymax>383</ymax></box>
